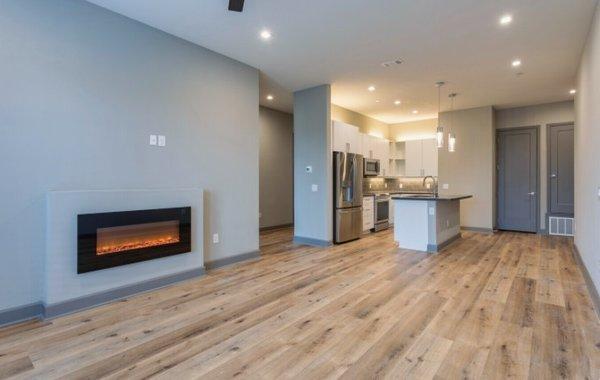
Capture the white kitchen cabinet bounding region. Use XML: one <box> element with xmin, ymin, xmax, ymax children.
<box><xmin>332</xmin><ymin>120</ymin><xmax>360</xmax><ymax>154</ymax></box>
<box><xmin>421</xmin><ymin>138</ymin><xmax>438</xmax><ymax>176</ymax></box>
<box><xmin>404</xmin><ymin>140</ymin><xmax>423</xmax><ymax>176</ymax></box>
<box><xmin>362</xmin><ymin>196</ymin><xmax>374</xmax><ymax>231</ymax></box>
<box><xmin>404</xmin><ymin>138</ymin><xmax>438</xmax><ymax>177</ymax></box>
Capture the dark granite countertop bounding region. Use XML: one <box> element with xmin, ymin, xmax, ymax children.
<box><xmin>391</xmin><ymin>194</ymin><xmax>473</xmax><ymax>201</ymax></box>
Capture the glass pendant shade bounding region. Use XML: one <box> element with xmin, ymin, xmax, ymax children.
<box><xmin>436</xmin><ymin>126</ymin><xmax>444</xmax><ymax>148</ymax></box>
<box><xmin>448</xmin><ymin>133</ymin><xmax>456</xmax><ymax>152</ymax></box>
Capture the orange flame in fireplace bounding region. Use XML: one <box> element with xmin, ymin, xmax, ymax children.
<box><xmin>97</xmin><ymin>236</ymin><xmax>180</xmax><ymax>255</ymax></box>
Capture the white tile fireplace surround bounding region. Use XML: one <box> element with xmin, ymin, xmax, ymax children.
<box><xmin>44</xmin><ymin>189</ymin><xmax>204</xmax><ymax>317</ymax></box>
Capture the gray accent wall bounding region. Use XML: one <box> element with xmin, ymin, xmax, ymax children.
<box><xmin>575</xmin><ymin>2</ymin><xmax>600</xmax><ymax>296</ymax></box>
<box><xmin>495</xmin><ymin>101</ymin><xmax>575</xmax><ymax>229</ymax></box>
<box><xmin>293</xmin><ymin>85</ymin><xmax>333</xmax><ymax>244</ymax></box>
<box><xmin>438</xmin><ymin>106</ymin><xmax>495</xmax><ymax>230</ymax></box>
<box><xmin>259</xmin><ymin>106</ymin><xmax>294</xmax><ymax>229</ymax></box>
<box><xmin>0</xmin><ymin>0</ymin><xmax>259</xmax><ymax>311</ymax></box>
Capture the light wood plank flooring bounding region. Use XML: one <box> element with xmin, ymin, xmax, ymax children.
<box><xmin>1</xmin><ymin>228</ymin><xmax>599</xmax><ymax>379</ymax></box>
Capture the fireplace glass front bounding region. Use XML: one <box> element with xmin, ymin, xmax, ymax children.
<box><xmin>77</xmin><ymin>207</ymin><xmax>191</xmax><ymax>273</ymax></box>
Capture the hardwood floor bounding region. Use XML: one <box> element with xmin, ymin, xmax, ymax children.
<box><xmin>1</xmin><ymin>228</ymin><xmax>599</xmax><ymax>379</ymax></box>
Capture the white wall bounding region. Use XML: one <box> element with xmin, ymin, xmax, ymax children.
<box><xmin>0</xmin><ymin>0</ymin><xmax>259</xmax><ymax>311</ymax></box>
<box><xmin>259</xmin><ymin>107</ymin><xmax>294</xmax><ymax>229</ymax></box>
<box><xmin>575</xmin><ymin>2</ymin><xmax>600</xmax><ymax>292</ymax></box>
<box><xmin>495</xmin><ymin>101</ymin><xmax>575</xmax><ymax>230</ymax></box>
<box><xmin>389</xmin><ymin>119</ymin><xmax>437</xmax><ymax>142</ymax></box>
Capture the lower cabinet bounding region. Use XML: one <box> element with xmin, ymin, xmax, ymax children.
<box><xmin>363</xmin><ymin>196</ymin><xmax>374</xmax><ymax>232</ymax></box>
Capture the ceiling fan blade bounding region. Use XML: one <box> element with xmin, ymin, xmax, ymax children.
<box><xmin>228</xmin><ymin>0</ymin><xmax>244</xmax><ymax>12</ymax></box>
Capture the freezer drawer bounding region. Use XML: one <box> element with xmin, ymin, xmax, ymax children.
<box><xmin>335</xmin><ymin>207</ymin><xmax>363</xmax><ymax>243</ymax></box>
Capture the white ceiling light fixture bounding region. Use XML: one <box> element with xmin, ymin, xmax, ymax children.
<box><xmin>412</xmin><ymin>110</ymin><xmax>419</xmax><ymax>114</ymax></box>
<box><xmin>448</xmin><ymin>93</ymin><xmax>458</xmax><ymax>153</ymax></box>
<box><xmin>266</xmin><ymin>94</ymin><xmax>274</xmax><ymax>100</ymax></box>
<box><xmin>394</xmin><ymin>100</ymin><xmax>401</xmax><ymax>105</ymax></box>
<box><xmin>375</xmin><ymin>99</ymin><xmax>380</xmax><ymax>103</ymax></box>
<box><xmin>435</xmin><ymin>81</ymin><xmax>445</xmax><ymax>149</ymax></box>
<box><xmin>259</xmin><ymin>29</ymin><xmax>272</xmax><ymax>40</ymax></box>
<box><xmin>499</xmin><ymin>14</ymin><xmax>513</xmax><ymax>25</ymax></box>
<box><xmin>368</xmin><ymin>85</ymin><xmax>376</xmax><ymax>92</ymax></box>
<box><xmin>512</xmin><ymin>59</ymin><xmax>522</xmax><ymax>67</ymax></box>
<box><xmin>569</xmin><ymin>89</ymin><xmax>577</xmax><ymax>94</ymax></box>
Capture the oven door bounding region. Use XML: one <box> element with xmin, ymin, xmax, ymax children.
<box><xmin>375</xmin><ymin>199</ymin><xmax>389</xmax><ymax>224</ymax></box>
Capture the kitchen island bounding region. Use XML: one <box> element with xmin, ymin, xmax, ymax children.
<box><xmin>391</xmin><ymin>194</ymin><xmax>472</xmax><ymax>253</ymax></box>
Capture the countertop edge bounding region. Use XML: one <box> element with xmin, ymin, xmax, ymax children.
<box><xmin>391</xmin><ymin>195</ymin><xmax>473</xmax><ymax>201</ymax></box>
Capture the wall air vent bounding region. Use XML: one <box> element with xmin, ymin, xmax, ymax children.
<box><xmin>548</xmin><ymin>216</ymin><xmax>574</xmax><ymax>236</ymax></box>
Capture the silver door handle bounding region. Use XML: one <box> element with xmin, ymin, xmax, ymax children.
<box><xmin>528</xmin><ymin>192</ymin><xmax>536</xmax><ymax>196</ymax></box>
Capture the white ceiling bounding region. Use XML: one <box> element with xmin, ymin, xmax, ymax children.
<box><xmin>87</xmin><ymin>0</ymin><xmax>597</xmax><ymax>123</ymax></box>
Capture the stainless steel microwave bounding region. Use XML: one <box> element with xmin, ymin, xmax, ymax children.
<box><xmin>363</xmin><ymin>158</ymin><xmax>380</xmax><ymax>176</ymax></box>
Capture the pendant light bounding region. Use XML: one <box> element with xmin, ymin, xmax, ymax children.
<box><xmin>448</xmin><ymin>93</ymin><xmax>457</xmax><ymax>152</ymax></box>
<box><xmin>435</xmin><ymin>81</ymin><xmax>445</xmax><ymax>148</ymax></box>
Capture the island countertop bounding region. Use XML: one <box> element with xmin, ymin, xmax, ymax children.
<box><xmin>391</xmin><ymin>194</ymin><xmax>473</xmax><ymax>201</ymax></box>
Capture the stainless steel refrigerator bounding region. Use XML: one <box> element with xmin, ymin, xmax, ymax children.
<box><xmin>333</xmin><ymin>151</ymin><xmax>363</xmax><ymax>243</ymax></box>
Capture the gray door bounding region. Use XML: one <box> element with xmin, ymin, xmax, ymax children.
<box><xmin>548</xmin><ymin>123</ymin><xmax>574</xmax><ymax>215</ymax></box>
<box><xmin>497</xmin><ymin>128</ymin><xmax>538</xmax><ymax>232</ymax></box>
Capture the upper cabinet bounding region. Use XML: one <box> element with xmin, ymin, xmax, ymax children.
<box><xmin>404</xmin><ymin>138</ymin><xmax>438</xmax><ymax>177</ymax></box>
<box><xmin>332</xmin><ymin>120</ymin><xmax>437</xmax><ymax>177</ymax></box>
<box><xmin>332</xmin><ymin>120</ymin><xmax>360</xmax><ymax>154</ymax></box>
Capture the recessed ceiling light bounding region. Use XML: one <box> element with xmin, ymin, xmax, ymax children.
<box><xmin>375</xmin><ymin>99</ymin><xmax>380</xmax><ymax>103</ymax></box>
<box><xmin>260</xmin><ymin>29</ymin><xmax>272</xmax><ymax>40</ymax></box>
<box><xmin>499</xmin><ymin>14</ymin><xmax>513</xmax><ymax>25</ymax></box>
<box><xmin>381</xmin><ymin>59</ymin><xmax>403</xmax><ymax>67</ymax></box>
<box><xmin>266</xmin><ymin>94</ymin><xmax>274</xmax><ymax>100</ymax></box>
<box><xmin>569</xmin><ymin>89</ymin><xmax>577</xmax><ymax>94</ymax></box>
<box><xmin>412</xmin><ymin>110</ymin><xmax>419</xmax><ymax>114</ymax></box>
<box><xmin>368</xmin><ymin>85</ymin><xmax>376</xmax><ymax>92</ymax></box>
<box><xmin>512</xmin><ymin>59</ymin><xmax>522</xmax><ymax>67</ymax></box>
<box><xmin>394</xmin><ymin>100</ymin><xmax>401</xmax><ymax>105</ymax></box>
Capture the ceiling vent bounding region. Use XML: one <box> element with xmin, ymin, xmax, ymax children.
<box><xmin>381</xmin><ymin>59</ymin><xmax>403</xmax><ymax>67</ymax></box>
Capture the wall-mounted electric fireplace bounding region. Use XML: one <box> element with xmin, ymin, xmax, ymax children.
<box><xmin>77</xmin><ymin>207</ymin><xmax>191</xmax><ymax>273</ymax></box>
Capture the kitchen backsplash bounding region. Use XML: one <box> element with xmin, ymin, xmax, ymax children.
<box><xmin>363</xmin><ymin>177</ymin><xmax>434</xmax><ymax>194</ymax></box>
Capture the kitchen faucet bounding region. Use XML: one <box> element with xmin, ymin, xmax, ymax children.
<box><xmin>422</xmin><ymin>176</ymin><xmax>438</xmax><ymax>196</ymax></box>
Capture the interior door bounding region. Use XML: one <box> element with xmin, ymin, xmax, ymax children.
<box><xmin>497</xmin><ymin>128</ymin><xmax>538</xmax><ymax>232</ymax></box>
<box><xmin>548</xmin><ymin>123</ymin><xmax>574</xmax><ymax>215</ymax></box>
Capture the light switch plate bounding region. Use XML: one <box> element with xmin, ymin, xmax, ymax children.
<box><xmin>149</xmin><ymin>135</ymin><xmax>157</xmax><ymax>146</ymax></box>
<box><xmin>428</xmin><ymin>207</ymin><xmax>435</xmax><ymax>216</ymax></box>
<box><xmin>311</xmin><ymin>184</ymin><xmax>318</xmax><ymax>192</ymax></box>
<box><xmin>158</xmin><ymin>135</ymin><xmax>166</xmax><ymax>147</ymax></box>
<box><xmin>442</xmin><ymin>183</ymin><xmax>449</xmax><ymax>190</ymax></box>
<box><xmin>597</xmin><ymin>186</ymin><xmax>600</xmax><ymax>198</ymax></box>
<box><xmin>212</xmin><ymin>233</ymin><xmax>219</xmax><ymax>244</ymax></box>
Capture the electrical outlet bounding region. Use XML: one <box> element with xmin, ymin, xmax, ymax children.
<box><xmin>442</xmin><ymin>183</ymin><xmax>449</xmax><ymax>190</ymax></box>
<box><xmin>446</xmin><ymin>220</ymin><xmax>450</xmax><ymax>227</ymax></box>
<box><xmin>158</xmin><ymin>135</ymin><xmax>166</xmax><ymax>147</ymax></box>
<box><xmin>399</xmin><ymin>183</ymin><xmax>403</xmax><ymax>189</ymax></box>
<box><xmin>311</xmin><ymin>184</ymin><xmax>318</xmax><ymax>192</ymax></box>
<box><xmin>369</xmin><ymin>184</ymin><xmax>372</xmax><ymax>189</ymax></box>
<box><xmin>428</xmin><ymin>207</ymin><xmax>435</xmax><ymax>216</ymax></box>
<box><xmin>426</xmin><ymin>183</ymin><xmax>431</xmax><ymax>189</ymax></box>
<box><xmin>384</xmin><ymin>183</ymin><xmax>388</xmax><ymax>188</ymax></box>
<box><xmin>149</xmin><ymin>135</ymin><xmax>157</xmax><ymax>146</ymax></box>
<box><xmin>212</xmin><ymin>233</ymin><xmax>219</xmax><ymax>244</ymax></box>
<box><xmin>259</xmin><ymin>212</ymin><xmax>262</xmax><ymax>218</ymax></box>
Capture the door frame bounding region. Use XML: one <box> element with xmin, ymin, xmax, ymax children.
<box><xmin>495</xmin><ymin>125</ymin><xmax>541</xmax><ymax>233</ymax></box>
<box><xmin>546</xmin><ymin>122</ymin><xmax>575</xmax><ymax>219</ymax></box>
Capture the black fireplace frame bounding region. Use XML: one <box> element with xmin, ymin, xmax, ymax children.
<box><xmin>77</xmin><ymin>207</ymin><xmax>191</xmax><ymax>274</ymax></box>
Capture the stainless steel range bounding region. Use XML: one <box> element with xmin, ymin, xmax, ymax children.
<box><xmin>373</xmin><ymin>193</ymin><xmax>390</xmax><ymax>231</ymax></box>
